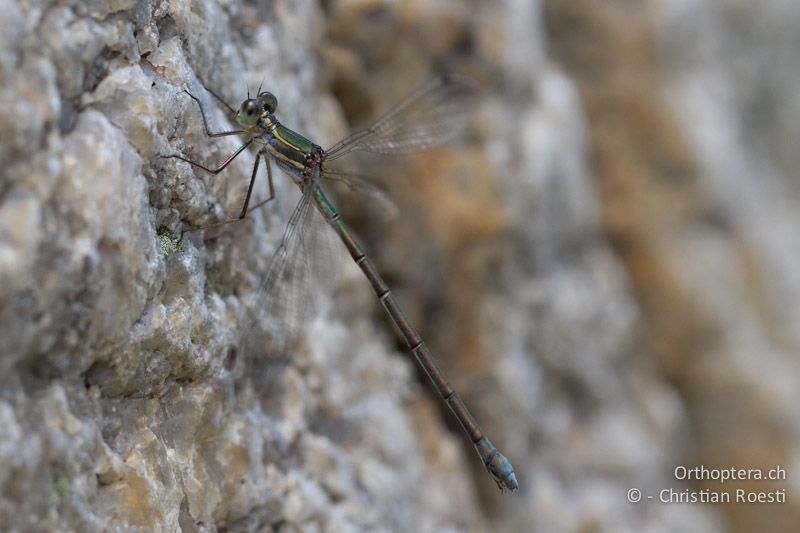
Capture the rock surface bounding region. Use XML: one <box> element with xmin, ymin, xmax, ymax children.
<box><xmin>0</xmin><ymin>0</ymin><xmax>795</xmax><ymax>531</ymax></box>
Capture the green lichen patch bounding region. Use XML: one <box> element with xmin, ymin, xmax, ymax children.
<box><xmin>157</xmin><ymin>230</ymin><xmax>184</xmax><ymax>256</ymax></box>
<box><xmin>49</xmin><ymin>473</ymin><xmax>70</xmax><ymax>506</ymax></box>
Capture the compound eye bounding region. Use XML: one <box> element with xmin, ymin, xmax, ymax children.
<box><xmin>259</xmin><ymin>92</ymin><xmax>277</xmax><ymax>114</ymax></box>
<box><xmin>237</xmin><ymin>99</ymin><xmax>261</xmax><ymax>126</ymax></box>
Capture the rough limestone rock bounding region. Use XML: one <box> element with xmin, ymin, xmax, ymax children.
<box><xmin>0</xmin><ymin>0</ymin><xmax>795</xmax><ymax>531</ymax></box>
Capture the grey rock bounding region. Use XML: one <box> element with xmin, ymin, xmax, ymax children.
<box><xmin>3</xmin><ymin>0</ymin><xmax>794</xmax><ymax>531</ymax></box>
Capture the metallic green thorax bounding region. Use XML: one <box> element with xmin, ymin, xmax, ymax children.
<box><xmin>273</xmin><ymin>123</ymin><xmax>318</xmax><ymax>154</ymax></box>
<box><xmin>266</xmin><ymin>120</ymin><xmax>320</xmax><ymax>176</ymax></box>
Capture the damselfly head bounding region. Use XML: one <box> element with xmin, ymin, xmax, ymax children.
<box><xmin>236</xmin><ymin>91</ymin><xmax>278</xmax><ymax>126</ymax></box>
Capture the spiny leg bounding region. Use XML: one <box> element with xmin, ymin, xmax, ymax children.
<box><xmin>242</xmin><ymin>157</ymin><xmax>276</xmax><ymax>215</ymax></box>
<box><xmin>182</xmin><ymin>88</ymin><xmax>249</xmax><ymax>138</ymax></box>
<box><xmin>183</xmin><ymin>151</ymin><xmax>276</xmax><ymax>233</ymax></box>
<box><xmin>233</xmin><ymin>151</ymin><xmax>277</xmax><ymax>220</ymax></box>
<box><xmin>201</xmin><ymin>85</ymin><xmax>238</xmax><ymax>117</ymax></box>
<box><xmin>162</xmin><ymin>139</ymin><xmax>252</xmax><ymax>233</ymax></box>
<box><xmin>163</xmin><ymin>138</ymin><xmax>253</xmax><ymax>175</ymax></box>
<box><xmin>163</xmin><ymin>87</ymin><xmax>266</xmax><ymax>234</ymax></box>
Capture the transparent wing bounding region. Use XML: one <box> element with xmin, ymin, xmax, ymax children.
<box><xmin>325</xmin><ymin>75</ymin><xmax>481</xmax><ymax>161</ymax></box>
<box><xmin>321</xmin><ymin>168</ymin><xmax>398</xmax><ymax>217</ymax></box>
<box><xmin>242</xmin><ymin>191</ymin><xmax>314</xmax><ymax>364</ymax></box>
<box><xmin>241</xmin><ymin>183</ymin><xmax>341</xmax><ymax>379</ymax></box>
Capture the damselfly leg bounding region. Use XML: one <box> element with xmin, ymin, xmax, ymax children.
<box><xmin>161</xmin><ymin>88</ymin><xmax>277</xmax><ymax>231</ymax></box>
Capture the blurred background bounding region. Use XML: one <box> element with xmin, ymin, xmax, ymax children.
<box><xmin>1</xmin><ymin>0</ymin><xmax>799</xmax><ymax>531</ymax></box>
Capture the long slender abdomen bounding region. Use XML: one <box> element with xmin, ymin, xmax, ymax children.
<box><xmin>310</xmin><ymin>185</ymin><xmax>518</xmax><ymax>492</ymax></box>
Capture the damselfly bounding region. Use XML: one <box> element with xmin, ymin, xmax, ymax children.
<box><xmin>163</xmin><ymin>75</ymin><xmax>518</xmax><ymax>492</ymax></box>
